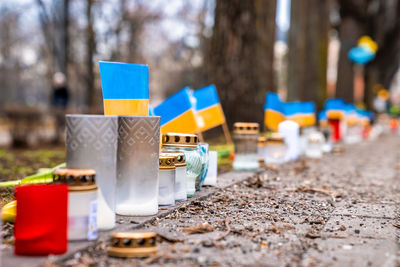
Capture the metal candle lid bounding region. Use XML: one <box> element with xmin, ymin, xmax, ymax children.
<box><xmin>267</xmin><ymin>133</ymin><xmax>285</xmax><ymax>145</ymax></box>
<box><xmin>53</xmin><ymin>168</ymin><xmax>97</xmax><ymax>192</ymax></box>
<box><xmin>159</xmin><ymin>154</ymin><xmax>176</xmax><ymax>170</ymax></box>
<box><xmin>233</xmin><ymin>122</ymin><xmax>259</xmax><ymax>134</ymax></box>
<box><xmin>257</xmin><ymin>136</ymin><xmax>268</xmax><ymax>147</ymax></box>
<box><xmin>160</xmin><ymin>152</ymin><xmax>187</xmax><ymax>167</ymax></box>
<box><xmin>108</xmin><ymin>232</ymin><xmax>157</xmax><ymax>258</ymax></box>
<box><xmin>162</xmin><ymin>133</ymin><xmax>198</xmax><ymax>148</ymax></box>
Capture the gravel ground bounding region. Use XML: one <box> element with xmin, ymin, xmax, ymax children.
<box><xmin>4</xmin><ymin>135</ymin><xmax>400</xmax><ymax>266</ymax></box>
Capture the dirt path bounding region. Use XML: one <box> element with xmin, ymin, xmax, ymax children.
<box><xmin>3</xmin><ymin>135</ymin><xmax>400</xmax><ymax>266</ymax></box>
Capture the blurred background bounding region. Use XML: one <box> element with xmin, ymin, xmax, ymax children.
<box><xmin>0</xmin><ymin>0</ymin><xmax>399</xmax><ymax>147</ymax></box>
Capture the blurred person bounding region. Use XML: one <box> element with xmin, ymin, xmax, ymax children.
<box><xmin>51</xmin><ymin>72</ymin><xmax>69</xmax><ymax>144</ymax></box>
<box><xmin>51</xmin><ymin>72</ymin><xmax>69</xmax><ymax>108</ymax></box>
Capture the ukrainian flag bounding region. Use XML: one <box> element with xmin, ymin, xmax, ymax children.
<box><xmin>100</xmin><ymin>61</ymin><xmax>149</xmax><ymax>116</ymax></box>
<box><xmin>318</xmin><ymin>110</ymin><xmax>328</xmax><ymax>127</ymax></box>
<box><xmin>301</xmin><ymin>102</ymin><xmax>316</xmax><ymax>127</ymax></box>
<box><xmin>356</xmin><ymin>109</ymin><xmax>372</xmax><ymax>127</ymax></box>
<box><xmin>345</xmin><ymin>104</ymin><xmax>358</xmax><ymax>126</ymax></box>
<box><xmin>192</xmin><ymin>85</ymin><xmax>226</xmax><ymax>132</ymax></box>
<box><xmin>284</xmin><ymin>102</ymin><xmax>304</xmax><ymax>126</ymax></box>
<box><xmin>264</xmin><ymin>92</ymin><xmax>285</xmax><ymax>131</ymax></box>
<box><xmin>154</xmin><ymin>87</ymin><xmax>199</xmax><ymax>134</ymax></box>
<box><xmin>325</xmin><ymin>98</ymin><xmax>346</xmax><ymax>120</ymax></box>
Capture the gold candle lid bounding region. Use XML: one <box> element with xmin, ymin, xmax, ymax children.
<box><xmin>162</xmin><ymin>133</ymin><xmax>198</xmax><ymax>148</ymax></box>
<box><xmin>267</xmin><ymin>133</ymin><xmax>284</xmax><ymax>145</ymax></box>
<box><xmin>53</xmin><ymin>168</ymin><xmax>97</xmax><ymax>191</ymax></box>
<box><xmin>160</xmin><ymin>152</ymin><xmax>187</xmax><ymax>167</ymax></box>
<box><xmin>257</xmin><ymin>136</ymin><xmax>268</xmax><ymax>147</ymax></box>
<box><xmin>233</xmin><ymin>122</ymin><xmax>259</xmax><ymax>134</ymax></box>
<box><xmin>108</xmin><ymin>232</ymin><xmax>157</xmax><ymax>258</ymax></box>
<box><xmin>159</xmin><ymin>154</ymin><xmax>176</xmax><ymax>170</ymax></box>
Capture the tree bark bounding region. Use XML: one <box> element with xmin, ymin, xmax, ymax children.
<box><xmin>86</xmin><ymin>0</ymin><xmax>96</xmax><ymax>112</ymax></box>
<box><xmin>287</xmin><ymin>0</ymin><xmax>329</xmax><ymax>109</ymax></box>
<box><xmin>205</xmin><ymin>0</ymin><xmax>277</xmax><ymax>127</ymax></box>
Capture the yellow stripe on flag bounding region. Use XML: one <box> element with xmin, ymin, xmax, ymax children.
<box><xmin>104</xmin><ymin>99</ymin><xmax>149</xmax><ymax>116</ymax></box>
<box><xmin>303</xmin><ymin>115</ymin><xmax>316</xmax><ymax>127</ymax></box>
<box><xmin>327</xmin><ymin>110</ymin><xmax>344</xmax><ymax>120</ymax></box>
<box><xmin>197</xmin><ymin>104</ymin><xmax>225</xmax><ymax>132</ymax></box>
<box><xmin>161</xmin><ymin>109</ymin><xmax>198</xmax><ymax>134</ymax></box>
<box><xmin>264</xmin><ymin>110</ymin><xmax>285</xmax><ymax>131</ymax></box>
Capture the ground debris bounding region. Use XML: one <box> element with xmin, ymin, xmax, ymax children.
<box><xmin>181</xmin><ymin>222</ymin><xmax>214</xmax><ymax>234</ymax></box>
<box><xmin>305</xmin><ymin>231</ymin><xmax>322</xmax><ymax>239</ymax></box>
<box><xmin>286</xmin><ymin>186</ymin><xmax>336</xmax><ymax>201</ymax></box>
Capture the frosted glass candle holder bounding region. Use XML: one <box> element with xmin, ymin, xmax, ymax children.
<box><xmin>305</xmin><ymin>132</ymin><xmax>325</xmax><ymax>158</ymax></box>
<box><xmin>158</xmin><ymin>154</ymin><xmax>175</xmax><ymax>206</ymax></box>
<box><xmin>278</xmin><ymin>120</ymin><xmax>300</xmax><ymax>161</ymax></box>
<box><xmin>66</xmin><ymin>114</ymin><xmax>118</xmax><ymax>231</ymax></box>
<box><xmin>161</xmin><ymin>152</ymin><xmax>187</xmax><ymax>201</ymax></box>
<box><xmin>162</xmin><ymin>133</ymin><xmax>202</xmax><ymax>198</ymax></box>
<box><xmin>203</xmin><ymin>151</ymin><xmax>218</xmax><ymax>186</ymax></box>
<box><xmin>116</xmin><ymin>116</ymin><xmax>160</xmax><ymax>216</ymax></box>
<box><xmin>232</xmin><ymin>122</ymin><xmax>259</xmax><ymax>171</ymax></box>
<box><xmin>265</xmin><ymin>133</ymin><xmax>287</xmax><ymax>165</ymax></box>
<box><xmin>53</xmin><ymin>168</ymin><xmax>98</xmax><ymax>241</ymax></box>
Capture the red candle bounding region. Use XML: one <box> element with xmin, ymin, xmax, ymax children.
<box><xmin>328</xmin><ymin>119</ymin><xmax>341</xmax><ymax>143</ymax></box>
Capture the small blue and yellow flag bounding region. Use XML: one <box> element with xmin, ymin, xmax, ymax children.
<box><xmin>99</xmin><ymin>61</ymin><xmax>149</xmax><ymax>116</ymax></box>
<box><xmin>345</xmin><ymin>104</ymin><xmax>358</xmax><ymax>126</ymax></box>
<box><xmin>192</xmin><ymin>85</ymin><xmax>226</xmax><ymax>132</ymax></box>
<box><xmin>325</xmin><ymin>98</ymin><xmax>346</xmax><ymax>120</ymax></box>
<box><xmin>284</xmin><ymin>102</ymin><xmax>304</xmax><ymax>126</ymax></box>
<box><xmin>318</xmin><ymin>110</ymin><xmax>328</xmax><ymax>127</ymax></box>
<box><xmin>154</xmin><ymin>87</ymin><xmax>199</xmax><ymax>134</ymax></box>
<box><xmin>301</xmin><ymin>102</ymin><xmax>316</xmax><ymax>127</ymax></box>
<box><xmin>356</xmin><ymin>109</ymin><xmax>372</xmax><ymax>127</ymax></box>
<box><xmin>264</xmin><ymin>92</ymin><xmax>285</xmax><ymax>131</ymax></box>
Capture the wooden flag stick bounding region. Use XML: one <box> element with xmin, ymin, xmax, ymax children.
<box><xmin>221</xmin><ymin>122</ymin><xmax>233</xmax><ymax>145</ymax></box>
<box><xmin>197</xmin><ymin>131</ymin><xmax>205</xmax><ymax>143</ymax></box>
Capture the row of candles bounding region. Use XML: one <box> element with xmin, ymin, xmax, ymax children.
<box><xmin>13</xmin><ymin>115</ymin><xmax>219</xmax><ymax>256</ymax></box>
<box><xmin>231</xmin><ymin>117</ymin><xmax>374</xmax><ymax>171</ymax></box>
<box><xmin>12</xmin><ymin>114</ymin><xmax>378</xmax><ymax>256</ymax></box>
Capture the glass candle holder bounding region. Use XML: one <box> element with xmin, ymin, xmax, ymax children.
<box><xmin>66</xmin><ymin>114</ymin><xmax>118</xmax><ymax>231</ymax></box>
<box><xmin>278</xmin><ymin>120</ymin><xmax>300</xmax><ymax>161</ymax></box>
<box><xmin>257</xmin><ymin>137</ymin><xmax>268</xmax><ymax>162</ymax></box>
<box><xmin>232</xmin><ymin>122</ymin><xmax>259</xmax><ymax>171</ymax></box>
<box><xmin>305</xmin><ymin>132</ymin><xmax>325</xmax><ymax>158</ymax></box>
<box><xmin>161</xmin><ymin>152</ymin><xmax>187</xmax><ymax>201</ymax></box>
<box><xmin>116</xmin><ymin>116</ymin><xmax>160</xmax><ymax>216</ymax></box>
<box><xmin>203</xmin><ymin>151</ymin><xmax>218</xmax><ymax>186</ymax></box>
<box><xmin>53</xmin><ymin>168</ymin><xmax>98</xmax><ymax>241</ymax></box>
<box><xmin>344</xmin><ymin>124</ymin><xmax>362</xmax><ymax>144</ymax></box>
<box><xmin>162</xmin><ymin>133</ymin><xmax>202</xmax><ymax>198</ymax></box>
<box><xmin>158</xmin><ymin>154</ymin><xmax>175</xmax><ymax>206</ymax></box>
<box><xmin>265</xmin><ymin>133</ymin><xmax>288</xmax><ymax>165</ymax></box>
<box><xmin>196</xmin><ymin>142</ymin><xmax>209</xmax><ymax>190</ymax></box>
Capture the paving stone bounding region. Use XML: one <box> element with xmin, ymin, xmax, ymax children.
<box><xmin>323</xmin><ymin>215</ymin><xmax>396</xmax><ymax>240</ymax></box>
<box><xmin>301</xmin><ymin>237</ymin><xmax>399</xmax><ymax>267</ymax></box>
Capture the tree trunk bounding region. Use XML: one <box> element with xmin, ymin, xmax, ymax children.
<box><xmin>63</xmin><ymin>0</ymin><xmax>70</xmax><ymax>80</ymax></box>
<box><xmin>287</xmin><ymin>0</ymin><xmax>329</xmax><ymax>109</ymax></box>
<box><xmin>86</xmin><ymin>0</ymin><xmax>96</xmax><ymax>112</ymax></box>
<box><xmin>205</xmin><ymin>0</ymin><xmax>277</xmax><ymax>127</ymax></box>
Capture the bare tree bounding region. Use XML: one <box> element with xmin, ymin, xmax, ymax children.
<box><xmin>206</xmin><ymin>0</ymin><xmax>277</xmax><ymax>126</ymax></box>
<box><xmin>287</xmin><ymin>0</ymin><xmax>330</xmax><ymax>109</ymax></box>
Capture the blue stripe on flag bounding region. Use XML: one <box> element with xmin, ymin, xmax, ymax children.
<box><xmin>99</xmin><ymin>61</ymin><xmax>149</xmax><ymax>99</ymax></box>
<box><xmin>154</xmin><ymin>87</ymin><xmax>193</xmax><ymax>126</ymax></box>
<box><xmin>193</xmin><ymin>85</ymin><xmax>220</xmax><ymax>111</ymax></box>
